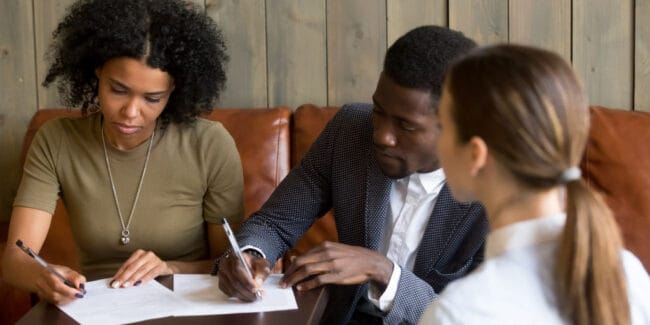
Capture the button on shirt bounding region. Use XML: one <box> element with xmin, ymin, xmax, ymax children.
<box><xmin>368</xmin><ymin>168</ymin><xmax>446</xmax><ymax>311</ymax></box>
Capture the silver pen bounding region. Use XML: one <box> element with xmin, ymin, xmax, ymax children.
<box><xmin>221</xmin><ymin>218</ymin><xmax>262</xmax><ymax>299</ymax></box>
<box><xmin>15</xmin><ymin>239</ymin><xmax>77</xmax><ymax>289</ymax></box>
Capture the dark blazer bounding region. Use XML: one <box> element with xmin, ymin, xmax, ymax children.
<box><xmin>236</xmin><ymin>104</ymin><xmax>488</xmax><ymax>324</ymax></box>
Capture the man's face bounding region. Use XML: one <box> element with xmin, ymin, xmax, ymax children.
<box><xmin>371</xmin><ymin>72</ymin><xmax>441</xmax><ymax>179</ymax></box>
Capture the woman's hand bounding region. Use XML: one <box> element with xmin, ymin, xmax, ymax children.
<box><xmin>110</xmin><ymin>249</ymin><xmax>174</xmax><ymax>288</ymax></box>
<box><xmin>34</xmin><ymin>265</ymin><xmax>86</xmax><ymax>305</ymax></box>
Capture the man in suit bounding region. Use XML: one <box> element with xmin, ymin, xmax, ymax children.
<box><xmin>215</xmin><ymin>26</ymin><xmax>488</xmax><ymax>325</ymax></box>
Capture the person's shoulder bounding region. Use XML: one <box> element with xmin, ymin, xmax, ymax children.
<box><xmin>169</xmin><ymin>118</ymin><xmax>230</xmax><ymax>140</ymax></box>
<box><xmin>338</xmin><ymin>103</ymin><xmax>373</xmax><ymax>116</ymax></box>
<box><xmin>621</xmin><ymin>249</ymin><xmax>648</xmax><ymax>272</ymax></box>
<box><xmin>180</xmin><ymin>118</ymin><xmax>237</xmax><ymax>153</ymax></box>
<box><xmin>430</xmin><ymin>255</ymin><xmax>562</xmax><ymax>324</ymax></box>
<box><xmin>424</xmin><ymin>267</ymin><xmax>496</xmax><ymax>324</ymax></box>
<box><xmin>327</xmin><ymin>103</ymin><xmax>373</xmax><ymax>129</ymax></box>
<box><xmin>194</xmin><ymin>117</ymin><xmax>229</xmax><ymax>135</ymax></box>
<box><xmin>440</xmin><ymin>253</ymin><xmax>538</xmax><ymax>302</ymax></box>
<box><xmin>38</xmin><ymin>113</ymin><xmax>96</xmax><ymax>138</ymax></box>
<box><xmin>621</xmin><ymin>250</ymin><xmax>650</xmax><ymax>289</ymax></box>
<box><xmin>622</xmin><ymin>250</ymin><xmax>650</xmax><ymax>325</ymax></box>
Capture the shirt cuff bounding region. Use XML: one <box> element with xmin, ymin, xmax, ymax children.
<box><xmin>210</xmin><ymin>245</ymin><xmax>266</xmax><ymax>275</ymax></box>
<box><xmin>240</xmin><ymin>245</ymin><xmax>266</xmax><ymax>260</ymax></box>
<box><xmin>367</xmin><ymin>261</ymin><xmax>401</xmax><ymax>312</ymax></box>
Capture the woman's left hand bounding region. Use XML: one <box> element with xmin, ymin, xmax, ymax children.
<box><xmin>110</xmin><ymin>249</ymin><xmax>175</xmax><ymax>288</ymax></box>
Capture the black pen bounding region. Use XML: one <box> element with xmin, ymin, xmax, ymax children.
<box><xmin>222</xmin><ymin>217</ymin><xmax>262</xmax><ymax>299</ymax></box>
<box><xmin>15</xmin><ymin>239</ymin><xmax>78</xmax><ymax>290</ymax></box>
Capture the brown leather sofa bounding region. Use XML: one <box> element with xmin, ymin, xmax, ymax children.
<box><xmin>1</xmin><ymin>104</ymin><xmax>649</xmax><ymax>324</ymax></box>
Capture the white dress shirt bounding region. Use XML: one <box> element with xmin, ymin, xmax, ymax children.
<box><xmin>418</xmin><ymin>213</ymin><xmax>650</xmax><ymax>324</ymax></box>
<box><xmin>368</xmin><ymin>168</ymin><xmax>446</xmax><ymax>311</ymax></box>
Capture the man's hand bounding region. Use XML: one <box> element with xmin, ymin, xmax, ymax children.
<box><xmin>280</xmin><ymin>241</ymin><xmax>393</xmax><ymax>291</ymax></box>
<box><xmin>217</xmin><ymin>251</ymin><xmax>271</xmax><ymax>302</ymax></box>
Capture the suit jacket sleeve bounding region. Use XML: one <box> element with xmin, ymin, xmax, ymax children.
<box><xmin>233</xmin><ymin>107</ymin><xmax>347</xmax><ymax>266</ymax></box>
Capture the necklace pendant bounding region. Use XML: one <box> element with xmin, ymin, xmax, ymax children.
<box><xmin>120</xmin><ymin>230</ymin><xmax>130</xmax><ymax>245</ymax></box>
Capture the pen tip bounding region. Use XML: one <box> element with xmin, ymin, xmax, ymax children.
<box><xmin>15</xmin><ymin>239</ymin><xmax>23</xmax><ymax>247</ymax></box>
<box><xmin>221</xmin><ymin>217</ymin><xmax>227</xmax><ymax>224</ymax></box>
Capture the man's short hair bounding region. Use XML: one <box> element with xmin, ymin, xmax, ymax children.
<box><xmin>383</xmin><ymin>25</ymin><xmax>476</xmax><ymax>102</ymax></box>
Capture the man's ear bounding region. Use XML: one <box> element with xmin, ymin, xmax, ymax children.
<box><xmin>95</xmin><ymin>67</ymin><xmax>101</xmax><ymax>79</ymax></box>
<box><xmin>468</xmin><ymin>136</ymin><xmax>488</xmax><ymax>177</ymax></box>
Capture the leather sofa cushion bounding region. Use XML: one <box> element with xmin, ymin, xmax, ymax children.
<box><xmin>581</xmin><ymin>106</ymin><xmax>650</xmax><ymax>272</ymax></box>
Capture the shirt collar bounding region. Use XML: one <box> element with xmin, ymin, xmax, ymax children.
<box><xmin>406</xmin><ymin>168</ymin><xmax>445</xmax><ymax>194</ymax></box>
<box><xmin>485</xmin><ymin>213</ymin><xmax>566</xmax><ymax>259</ymax></box>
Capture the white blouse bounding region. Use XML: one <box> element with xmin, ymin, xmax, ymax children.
<box><xmin>419</xmin><ymin>214</ymin><xmax>650</xmax><ymax>325</ymax></box>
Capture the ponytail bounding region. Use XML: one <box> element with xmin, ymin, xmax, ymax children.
<box><xmin>555</xmin><ymin>179</ymin><xmax>630</xmax><ymax>325</ymax></box>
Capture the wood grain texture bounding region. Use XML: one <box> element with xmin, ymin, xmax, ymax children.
<box><xmin>573</xmin><ymin>0</ymin><xmax>633</xmax><ymax>109</ymax></box>
<box><xmin>0</xmin><ymin>0</ymin><xmax>38</xmax><ymax>221</ymax></box>
<box><xmin>635</xmin><ymin>0</ymin><xmax>650</xmax><ymax>112</ymax></box>
<box><xmin>387</xmin><ymin>0</ymin><xmax>447</xmax><ymax>45</ymax></box>
<box><xmin>206</xmin><ymin>0</ymin><xmax>267</xmax><ymax>108</ymax></box>
<box><xmin>267</xmin><ymin>0</ymin><xmax>327</xmax><ymax>109</ymax></box>
<box><xmin>1</xmin><ymin>1</ymin><xmax>649</xmax><ymax>225</ymax></box>
<box><xmin>449</xmin><ymin>0</ymin><xmax>508</xmax><ymax>45</ymax></box>
<box><xmin>326</xmin><ymin>0</ymin><xmax>386</xmax><ymax>106</ymax></box>
<box><xmin>33</xmin><ymin>0</ymin><xmax>77</xmax><ymax>109</ymax></box>
<box><xmin>509</xmin><ymin>0</ymin><xmax>571</xmax><ymax>61</ymax></box>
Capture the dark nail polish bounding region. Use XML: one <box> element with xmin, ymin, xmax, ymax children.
<box><xmin>75</xmin><ymin>293</ymin><xmax>84</xmax><ymax>299</ymax></box>
<box><xmin>79</xmin><ymin>283</ymin><xmax>85</xmax><ymax>290</ymax></box>
<box><xmin>134</xmin><ymin>280</ymin><xmax>142</xmax><ymax>286</ymax></box>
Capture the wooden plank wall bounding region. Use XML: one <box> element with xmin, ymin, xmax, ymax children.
<box><xmin>0</xmin><ymin>0</ymin><xmax>648</xmax><ymax>221</ymax></box>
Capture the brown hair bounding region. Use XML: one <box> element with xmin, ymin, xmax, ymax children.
<box><xmin>446</xmin><ymin>44</ymin><xmax>629</xmax><ymax>325</ymax></box>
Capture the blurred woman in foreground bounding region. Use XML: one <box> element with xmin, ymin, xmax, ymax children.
<box><xmin>420</xmin><ymin>44</ymin><xmax>650</xmax><ymax>324</ymax></box>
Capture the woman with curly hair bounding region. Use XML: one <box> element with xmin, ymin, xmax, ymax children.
<box><xmin>419</xmin><ymin>45</ymin><xmax>650</xmax><ymax>324</ymax></box>
<box><xmin>1</xmin><ymin>0</ymin><xmax>243</xmax><ymax>305</ymax></box>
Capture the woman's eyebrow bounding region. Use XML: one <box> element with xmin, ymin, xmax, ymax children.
<box><xmin>108</xmin><ymin>78</ymin><xmax>169</xmax><ymax>95</ymax></box>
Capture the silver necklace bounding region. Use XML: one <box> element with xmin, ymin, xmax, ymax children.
<box><xmin>101</xmin><ymin>126</ymin><xmax>154</xmax><ymax>245</ymax></box>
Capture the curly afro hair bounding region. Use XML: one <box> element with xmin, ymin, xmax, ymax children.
<box><xmin>43</xmin><ymin>0</ymin><xmax>228</xmax><ymax>126</ymax></box>
<box><xmin>383</xmin><ymin>25</ymin><xmax>476</xmax><ymax>108</ymax></box>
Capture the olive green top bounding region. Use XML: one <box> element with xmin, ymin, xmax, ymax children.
<box><xmin>15</xmin><ymin>113</ymin><xmax>244</xmax><ymax>277</ymax></box>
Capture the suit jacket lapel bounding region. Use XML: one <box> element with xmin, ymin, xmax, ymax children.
<box><xmin>413</xmin><ymin>184</ymin><xmax>470</xmax><ymax>276</ymax></box>
<box><xmin>364</xmin><ymin>151</ymin><xmax>391</xmax><ymax>250</ymax></box>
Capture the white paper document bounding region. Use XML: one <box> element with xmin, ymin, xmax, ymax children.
<box><xmin>172</xmin><ymin>274</ymin><xmax>298</xmax><ymax>316</ymax></box>
<box><xmin>55</xmin><ymin>274</ymin><xmax>297</xmax><ymax>324</ymax></box>
<box><xmin>57</xmin><ymin>278</ymin><xmax>188</xmax><ymax>324</ymax></box>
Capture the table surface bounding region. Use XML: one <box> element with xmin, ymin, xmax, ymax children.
<box><xmin>17</xmin><ymin>276</ymin><xmax>329</xmax><ymax>325</ymax></box>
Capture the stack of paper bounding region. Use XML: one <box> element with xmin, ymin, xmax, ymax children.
<box><xmin>57</xmin><ymin>274</ymin><xmax>297</xmax><ymax>324</ymax></box>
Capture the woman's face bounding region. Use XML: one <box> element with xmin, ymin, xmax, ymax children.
<box><xmin>96</xmin><ymin>57</ymin><xmax>174</xmax><ymax>150</ymax></box>
<box><xmin>436</xmin><ymin>85</ymin><xmax>476</xmax><ymax>202</ymax></box>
